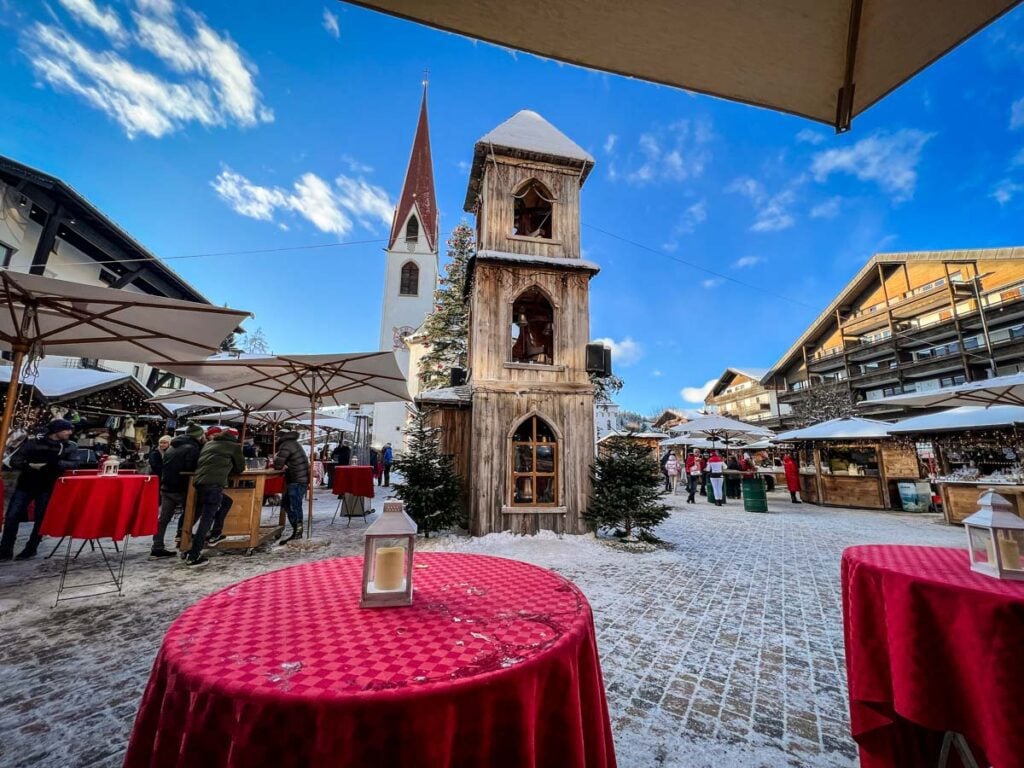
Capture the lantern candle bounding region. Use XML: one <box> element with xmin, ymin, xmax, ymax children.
<box><xmin>998</xmin><ymin>537</ymin><xmax>1021</xmax><ymax>570</ymax></box>
<box><xmin>985</xmin><ymin>539</ymin><xmax>996</xmax><ymax>565</ymax></box>
<box><xmin>373</xmin><ymin>546</ymin><xmax>406</xmax><ymax>591</ymax></box>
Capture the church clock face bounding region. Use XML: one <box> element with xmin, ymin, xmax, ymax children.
<box><xmin>393</xmin><ymin>325</ymin><xmax>416</xmax><ymax>350</ymax></box>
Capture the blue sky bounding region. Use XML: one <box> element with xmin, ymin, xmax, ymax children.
<box><xmin>2</xmin><ymin>1</ymin><xmax>1024</xmax><ymax>415</ymax></box>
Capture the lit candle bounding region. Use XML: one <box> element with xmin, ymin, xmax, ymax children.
<box><xmin>998</xmin><ymin>537</ymin><xmax>1022</xmax><ymax>570</ymax></box>
<box><xmin>373</xmin><ymin>546</ymin><xmax>406</xmax><ymax>591</ymax></box>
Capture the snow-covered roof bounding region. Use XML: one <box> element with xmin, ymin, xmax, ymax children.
<box><xmin>774</xmin><ymin>417</ymin><xmax>892</xmax><ymax>442</ymax></box>
<box><xmin>475</xmin><ymin>250</ymin><xmax>601</xmax><ymax>273</ymax></box>
<box><xmin>598</xmin><ymin>429</ymin><xmax>668</xmax><ymax>442</ymax></box>
<box><xmin>478</xmin><ymin>110</ymin><xmax>594</xmax><ymax>163</ymax></box>
<box><xmin>0</xmin><ymin>365</ymin><xmax>136</xmax><ymax>399</ymax></box>
<box><xmin>888</xmin><ymin>406</ymin><xmax>1024</xmax><ymax>433</ymax></box>
<box><xmin>416</xmin><ymin>385</ymin><xmax>472</xmax><ymax>406</ymax></box>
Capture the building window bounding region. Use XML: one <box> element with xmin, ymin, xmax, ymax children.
<box><xmin>510</xmin><ymin>287</ymin><xmax>554</xmax><ymax>364</ymax></box>
<box><xmin>512</xmin><ymin>179</ymin><xmax>554</xmax><ymax>239</ymax></box>
<box><xmin>399</xmin><ymin>261</ymin><xmax>419</xmax><ymax>296</ymax></box>
<box><xmin>405</xmin><ymin>215</ymin><xmax>419</xmax><ymax>247</ymax></box>
<box><xmin>511</xmin><ymin>415</ymin><xmax>558</xmax><ymax>506</ymax></box>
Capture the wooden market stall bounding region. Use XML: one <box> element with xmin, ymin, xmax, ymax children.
<box><xmin>775</xmin><ymin>418</ymin><xmax>922</xmax><ymax>511</ymax></box>
<box><xmin>180</xmin><ymin>469</ymin><xmax>286</xmax><ymax>555</ymax></box>
<box><xmin>888</xmin><ymin>406</ymin><xmax>1024</xmax><ymax>525</ymax></box>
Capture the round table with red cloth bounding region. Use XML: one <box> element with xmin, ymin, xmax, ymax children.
<box><xmin>40</xmin><ymin>474</ymin><xmax>158</xmax><ymax>540</ymax></box>
<box><xmin>332</xmin><ymin>464</ymin><xmax>375</xmax><ymax>497</ymax></box>
<box><xmin>125</xmin><ymin>553</ymin><xmax>616</xmax><ymax>768</ymax></box>
<box><xmin>842</xmin><ymin>544</ymin><xmax>1024</xmax><ymax>768</ymax></box>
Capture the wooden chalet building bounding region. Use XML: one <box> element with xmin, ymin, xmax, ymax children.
<box><xmin>419</xmin><ymin>111</ymin><xmax>598</xmax><ymax>536</ymax></box>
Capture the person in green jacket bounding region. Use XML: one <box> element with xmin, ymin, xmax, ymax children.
<box><xmin>184</xmin><ymin>427</ymin><xmax>244</xmax><ymax>567</ymax></box>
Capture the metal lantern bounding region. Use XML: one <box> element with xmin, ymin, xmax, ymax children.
<box><xmin>963</xmin><ymin>489</ymin><xmax>1024</xmax><ymax>581</ymax></box>
<box><xmin>101</xmin><ymin>455</ymin><xmax>121</xmax><ymax>476</ymax></box>
<box><xmin>361</xmin><ymin>500</ymin><xmax>418</xmax><ymax>607</ymax></box>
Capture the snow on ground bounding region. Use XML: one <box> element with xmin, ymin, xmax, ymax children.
<box><xmin>0</xmin><ymin>487</ymin><xmax>963</xmax><ymax>767</ymax></box>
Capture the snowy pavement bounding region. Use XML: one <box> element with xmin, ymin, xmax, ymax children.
<box><xmin>0</xmin><ymin>487</ymin><xmax>964</xmax><ymax>767</ymax></box>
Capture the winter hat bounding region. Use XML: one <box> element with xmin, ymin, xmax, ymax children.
<box><xmin>186</xmin><ymin>424</ymin><xmax>205</xmax><ymax>439</ymax></box>
<box><xmin>206</xmin><ymin>426</ymin><xmax>223</xmax><ymax>438</ymax></box>
<box><xmin>46</xmin><ymin>418</ymin><xmax>74</xmax><ymax>435</ymax></box>
<box><xmin>224</xmin><ymin>427</ymin><xmax>239</xmax><ymax>438</ymax></box>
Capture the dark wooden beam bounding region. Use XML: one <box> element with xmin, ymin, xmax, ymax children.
<box><xmin>29</xmin><ymin>203</ymin><xmax>64</xmax><ymax>275</ymax></box>
<box><xmin>835</xmin><ymin>0</ymin><xmax>864</xmax><ymax>133</ymax></box>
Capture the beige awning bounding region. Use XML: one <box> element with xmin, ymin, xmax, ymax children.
<box><xmin>348</xmin><ymin>0</ymin><xmax>1020</xmax><ymax>130</ymax></box>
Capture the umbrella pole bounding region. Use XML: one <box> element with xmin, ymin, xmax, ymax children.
<box><xmin>307</xmin><ymin>401</ymin><xmax>316</xmax><ymax>538</ymax></box>
<box><xmin>0</xmin><ymin>346</ymin><xmax>27</xmax><ymax>460</ymax></box>
<box><xmin>240</xmin><ymin>410</ymin><xmax>249</xmax><ymax>444</ymax></box>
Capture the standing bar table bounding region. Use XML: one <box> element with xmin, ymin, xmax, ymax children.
<box><xmin>125</xmin><ymin>553</ymin><xmax>616</xmax><ymax>768</ymax></box>
<box><xmin>842</xmin><ymin>545</ymin><xmax>1024</xmax><ymax>768</ymax></box>
<box><xmin>40</xmin><ymin>473</ymin><xmax>158</xmax><ymax>605</ymax></box>
<box><xmin>331</xmin><ymin>465</ymin><xmax>375</xmax><ymax>525</ymax></box>
<box><xmin>179</xmin><ymin>470</ymin><xmax>285</xmax><ymax>556</ymax></box>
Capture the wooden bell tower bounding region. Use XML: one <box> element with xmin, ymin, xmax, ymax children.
<box><xmin>460</xmin><ymin>110</ymin><xmax>599</xmax><ymax>535</ymax></box>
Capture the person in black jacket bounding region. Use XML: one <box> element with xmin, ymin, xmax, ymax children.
<box><xmin>331</xmin><ymin>441</ymin><xmax>351</xmax><ymax>467</ymax></box>
<box><xmin>274</xmin><ymin>430</ymin><xmax>310</xmax><ymax>543</ymax></box>
<box><xmin>150</xmin><ymin>424</ymin><xmax>205</xmax><ymax>559</ymax></box>
<box><xmin>148</xmin><ymin>435</ymin><xmax>172</xmax><ymax>479</ymax></box>
<box><xmin>0</xmin><ymin>419</ymin><xmax>78</xmax><ymax>561</ymax></box>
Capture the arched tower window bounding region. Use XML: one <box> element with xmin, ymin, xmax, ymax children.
<box><xmin>512</xmin><ymin>179</ymin><xmax>554</xmax><ymax>239</ymax></box>
<box><xmin>399</xmin><ymin>261</ymin><xmax>419</xmax><ymax>296</ymax></box>
<box><xmin>510</xmin><ymin>287</ymin><xmax>553</xmax><ymax>364</ymax></box>
<box><xmin>511</xmin><ymin>415</ymin><xmax>558</xmax><ymax>506</ymax></box>
<box><xmin>405</xmin><ymin>215</ymin><xmax>419</xmax><ymax>248</ymax></box>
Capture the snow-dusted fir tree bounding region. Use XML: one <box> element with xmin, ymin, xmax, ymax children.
<box><xmin>586</xmin><ymin>435</ymin><xmax>669</xmax><ymax>541</ymax></box>
<box><xmin>391</xmin><ymin>407</ymin><xmax>462</xmax><ymax>537</ymax></box>
<box><xmin>418</xmin><ymin>223</ymin><xmax>474</xmax><ymax>391</ymax></box>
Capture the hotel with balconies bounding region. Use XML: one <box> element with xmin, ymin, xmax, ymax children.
<box><xmin>762</xmin><ymin>247</ymin><xmax>1024</xmax><ymax>421</ymax></box>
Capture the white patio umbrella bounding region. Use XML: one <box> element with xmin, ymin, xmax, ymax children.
<box><xmin>0</xmin><ymin>269</ymin><xmax>249</xmax><ymax>457</ymax></box>
<box><xmin>350</xmin><ymin>0</ymin><xmax>1017</xmax><ymax>131</ymax></box>
<box><xmin>148</xmin><ymin>387</ymin><xmax>312</xmax><ymax>443</ymax></box>
<box><xmin>155</xmin><ymin>352</ymin><xmax>411</xmax><ymax>535</ymax></box>
<box><xmin>864</xmin><ymin>372</ymin><xmax>1024</xmax><ymax>409</ymax></box>
<box><xmin>670</xmin><ymin>414</ymin><xmax>772</xmax><ymax>451</ymax></box>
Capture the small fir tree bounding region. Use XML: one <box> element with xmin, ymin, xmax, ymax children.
<box><xmin>586</xmin><ymin>435</ymin><xmax>670</xmax><ymax>541</ymax></box>
<box><xmin>242</xmin><ymin>327</ymin><xmax>271</xmax><ymax>354</ymax></box>
<box><xmin>391</xmin><ymin>407</ymin><xmax>463</xmax><ymax>537</ymax></box>
<box><xmin>418</xmin><ymin>222</ymin><xmax>474</xmax><ymax>391</ymax></box>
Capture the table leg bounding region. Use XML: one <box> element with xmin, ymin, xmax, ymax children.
<box><xmin>45</xmin><ymin>536</ymin><xmax>66</xmax><ymax>559</ymax></box>
<box><xmin>938</xmin><ymin>732</ymin><xmax>981</xmax><ymax>768</ymax></box>
<box><xmin>54</xmin><ymin>536</ymin><xmax>74</xmax><ymax>608</ymax></box>
<box><xmin>181</xmin><ymin>485</ymin><xmax>197</xmax><ymax>553</ymax></box>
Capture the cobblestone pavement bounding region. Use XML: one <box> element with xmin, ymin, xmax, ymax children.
<box><xmin>0</xmin><ymin>488</ymin><xmax>964</xmax><ymax>767</ymax></box>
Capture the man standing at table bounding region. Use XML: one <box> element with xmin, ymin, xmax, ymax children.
<box><xmin>150</xmin><ymin>424</ymin><xmax>205</xmax><ymax>560</ymax></box>
<box><xmin>274</xmin><ymin>429</ymin><xmax>309</xmax><ymax>544</ymax></box>
<box><xmin>184</xmin><ymin>426</ymin><xmax>244</xmax><ymax>568</ymax></box>
<box><xmin>0</xmin><ymin>419</ymin><xmax>78</xmax><ymax>561</ymax></box>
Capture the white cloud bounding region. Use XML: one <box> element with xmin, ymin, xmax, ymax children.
<box><xmin>810</xmin><ymin>196</ymin><xmax>842</xmax><ymax>219</ymax></box>
<box><xmin>23</xmin><ymin>2</ymin><xmax>272</xmax><ymax>138</ymax></box>
<box><xmin>340</xmin><ymin>154</ymin><xmax>373</xmax><ymax>174</ymax></box>
<box><xmin>733</xmin><ymin>255</ymin><xmax>761</xmax><ymax>268</ymax></box>
<box><xmin>681</xmin><ymin>378</ymin><xmax>716</xmax><ymax>404</ymax></box>
<box><xmin>1012</xmin><ymin>97</ymin><xmax>1024</xmax><ymax>130</ymax></box>
<box><xmin>727</xmin><ymin>177</ymin><xmax>796</xmax><ymax>232</ymax></box>
<box><xmin>701</xmin><ymin>278</ymin><xmax>722</xmax><ymax>289</ymax></box>
<box><xmin>810</xmin><ymin>129</ymin><xmax>933</xmax><ymax>202</ymax></box>
<box><xmin>603</xmin><ymin>133</ymin><xmax>617</xmax><ymax>154</ymax></box>
<box><xmin>57</xmin><ymin>0</ymin><xmax>126</xmax><ymax>41</ymax></box>
<box><xmin>619</xmin><ymin>119</ymin><xmax>713</xmax><ymax>185</ymax></box>
<box><xmin>1013</xmin><ymin>148</ymin><xmax>1024</xmax><ymax>168</ymax></box>
<box><xmin>322</xmin><ymin>8</ymin><xmax>340</xmax><ymax>38</ymax></box>
<box><xmin>652</xmin><ymin>370</ymin><xmax>663</xmax><ymax>377</ymax></box>
<box><xmin>795</xmin><ymin>128</ymin><xmax>825</xmax><ymax>145</ymax></box>
<box><xmin>592</xmin><ymin>337</ymin><xmax>643</xmax><ymax>367</ymax></box>
<box><xmin>666</xmin><ymin>200</ymin><xmax>708</xmax><ymax>244</ymax></box>
<box><xmin>991</xmin><ymin>179</ymin><xmax>1024</xmax><ymax>205</ymax></box>
<box><xmin>212</xmin><ymin>165</ymin><xmax>392</xmax><ymax>236</ymax></box>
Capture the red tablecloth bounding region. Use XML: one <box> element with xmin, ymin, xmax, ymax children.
<box><xmin>332</xmin><ymin>465</ymin><xmax>374</xmax><ymax>497</ymax></box>
<box><xmin>842</xmin><ymin>545</ymin><xmax>1024</xmax><ymax>768</ymax></box>
<box><xmin>262</xmin><ymin>474</ymin><xmax>285</xmax><ymax>496</ymax></box>
<box><xmin>39</xmin><ymin>475</ymin><xmax>158</xmax><ymax>541</ymax></box>
<box><xmin>125</xmin><ymin>553</ymin><xmax>616</xmax><ymax>768</ymax></box>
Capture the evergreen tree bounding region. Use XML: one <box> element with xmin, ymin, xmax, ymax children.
<box><xmin>791</xmin><ymin>381</ymin><xmax>856</xmax><ymax>427</ymax></box>
<box><xmin>591</xmin><ymin>372</ymin><xmax>624</xmax><ymax>401</ymax></box>
<box><xmin>418</xmin><ymin>222</ymin><xmax>474</xmax><ymax>391</ymax></box>
<box><xmin>585</xmin><ymin>435</ymin><xmax>670</xmax><ymax>540</ymax></box>
<box><xmin>391</xmin><ymin>407</ymin><xmax>463</xmax><ymax>537</ymax></box>
<box><xmin>242</xmin><ymin>327</ymin><xmax>271</xmax><ymax>354</ymax></box>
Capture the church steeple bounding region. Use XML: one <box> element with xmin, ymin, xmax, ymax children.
<box><xmin>388</xmin><ymin>84</ymin><xmax>437</xmax><ymax>252</ymax></box>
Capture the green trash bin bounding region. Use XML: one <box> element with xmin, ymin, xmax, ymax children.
<box><xmin>742</xmin><ymin>476</ymin><xmax>768</xmax><ymax>513</ymax></box>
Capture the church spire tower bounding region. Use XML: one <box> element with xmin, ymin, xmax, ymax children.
<box><xmin>374</xmin><ymin>81</ymin><xmax>440</xmax><ymax>445</ymax></box>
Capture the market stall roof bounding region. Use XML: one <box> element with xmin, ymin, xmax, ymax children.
<box><xmin>0</xmin><ymin>365</ymin><xmax>170</xmax><ymax>417</ymax></box>
<box><xmin>291</xmin><ymin>415</ymin><xmax>358</xmax><ymax>432</ymax></box>
<box><xmin>598</xmin><ymin>429</ymin><xmax>668</xmax><ymax>442</ymax></box>
<box><xmin>888</xmin><ymin>406</ymin><xmax>1024</xmax><ymax>433</ymax></box>
<box><xmin>349</xmin><ymin>0</ymin><xmax>1021</xmax><ymax>131</ymax></box>
<box><xmin>774</xmin><ymin>417</ymin><xmax>892</xmax><ymax>441</ymax></box>
<box><xmin>670</xmin><ymin>414</ymin><xmax>773</xmax><ymax>438</ymax></box>
<box><xmin>864</xmin><ymin>372</ymin><xmax>1024</xmax><ymax>409</ymax></box>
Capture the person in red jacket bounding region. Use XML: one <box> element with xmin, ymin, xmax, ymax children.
<box><xmin>684</xmin><ymin>448</ymin><xmax>704</xmax><ymax>504</ymax></box>
<box><xmin>783</xmin><ymin>452</ymin><xmax>802</xmax><ymax>504</ymax></box>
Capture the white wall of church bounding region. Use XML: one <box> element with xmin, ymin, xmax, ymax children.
<box><xmin>373</xmin><ymin>207</ymin><xmax>438</xmax><ymax>448</ymax></box>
